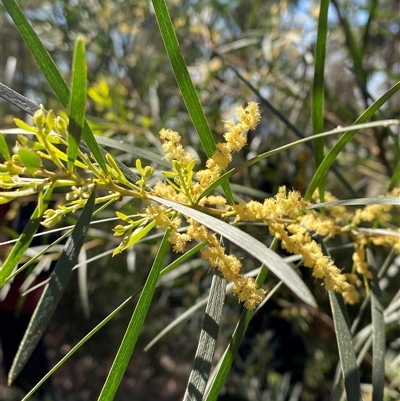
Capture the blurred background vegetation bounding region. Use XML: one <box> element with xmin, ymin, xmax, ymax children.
<box><xmin>0</xmin><ymin>0</ymin><xmax>399</xmax><ymax>400</ymax></box>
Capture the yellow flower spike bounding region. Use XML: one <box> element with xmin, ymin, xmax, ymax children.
<box><xmin>236</xmin><ymin>101</ymin><xmax>261</xmax><ymax>130</ymax></box>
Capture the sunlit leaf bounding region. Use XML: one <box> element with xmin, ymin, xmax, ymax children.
<box><xmin>67</xmin><ymin>37</ymin><xmax>87</xmax><ymax>171</ymax></box>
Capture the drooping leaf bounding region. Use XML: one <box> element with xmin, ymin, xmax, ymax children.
<box><xmin>8</xmin><ymin>191</ymin><xmax>95</xmax><ymax>384</ymax></box>
<box><xmin>149</xmin><ymin>195</ymin><xmax>316</xmax><ymax>307</ymax></box>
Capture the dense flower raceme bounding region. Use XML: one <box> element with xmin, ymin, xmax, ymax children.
<box><xmin>1</xmin><ymin>103</ymin><xmax>399</xmax><ymax>308</ymax></box>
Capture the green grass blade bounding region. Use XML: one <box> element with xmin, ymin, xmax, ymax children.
<box><xmin>312</xmin><ymin>0</ymin><xmax>329</xmax><ymax>199</ymax></box>
<box><xmin>67</xmin><ymin>37</ymin><xmax>87</xmax><ymax>171</ymax></box>
<box><xmin>151</xmin><ymin>0</ymin><xmax>234</xmax><ymax>204</ymax></box>
<box><xmin>21</xmin><ymin>295</ymin><xmax>134</xmax><ymax>401</ymax></box>
<box><xmin>97</xmin><ymin>228</ymin><xmax>171</xmax><ymax>401</ymax></box>
<box><xmin>305</xmin><ymin>80</ymin><xmax>400</xmax><ymax>201</ymax></box>
<box><xmin>328</xmin><ymin>291</ymin><xmax>362</xmax><ymax>401</ymax></box>
<box><xmin>8</xmin><ymin>191</ymin><xmax>95</xmax><ymax>384</ymax></box>
<box><xmin>151</xmin><ymin>0</ymin><xmax>216</xmax><ymax>157</ymax></box>
<box><xmin>0</xmin><ymin>186</ymin><xmax>53</xmax><ymax>288</ymax></box>
<box><xmin>1</xmin><ymin>0</ymin><xmax>107</xmax><ymax>174</ymax></box>
<box><xmin>150</xmin><ymin>195</ymin><xmax>316</xmax><ymax>307</ymax></box>
<box><xmin>370</xmin><ymin>265</ymin><xmax>385</xmax><ymax>401</ymax></box>
<box><xmin>183</xmin><ymin>272</ymin><xmax>225</xmax><ymax>401</ymax></box>
<box><xmin>388</xmin><ymin>162</ymin><xmax>400</xmax><ymax>191</ymax></box>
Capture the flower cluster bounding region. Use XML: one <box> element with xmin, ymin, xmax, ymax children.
<box><xmin>2</xmin><ymin>102</ymin><xmax>398</xmax><ymax>310</ymax></box>
<box><xmin>155</xmin><ymin>102</ymin><xmax>260</xmax><ymax>205</ymax></box>
<box><xmin>196</xmin><ymin>102</ymin><xmax>260</xmax><ymax>195</ymax></box>
<box><xmin>232</xmin><ymin>187</ymin><xmax>360</xmax><ymax>304</ymax></box>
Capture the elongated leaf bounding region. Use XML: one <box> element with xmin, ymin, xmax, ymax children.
<box><xmin>97</xmin><ymin>228</ymin><xmax>171</xmax><ymax>400</ymax></box>
<box><xmin>183</xmin><ymin>272</ymin><xmax>225</xmax><ymax>401</ymax></box>
<box><xmin>305</xmin><ymin>80</ymin><xmax>400</xmax><ymax>200</ymax></box>
<box><xmin>312</xmin><ymin>0</ymin><xmax>329</xmax><ymax>199</ymax></box>
<box><xmin>329</xmin><ymin>291</ymin><xmax>362</xmax><ymax>401</ymax></box>
<box><xmin>68</xmin><ymin>37</ymin><xmax>87</xmax><ymax>171</ymax></box>
<box><xmin>0</xmin><ymin>186</ymin><xmax>53</xmax><ymax>288</ymax></box>
<box><xmin>151</xmin><ymin>0</ymin><xmax>215</xmax><ymax>157</ymax></box>
<box><xmin>1</xmin><ymin>0</ymin><xmax>107</xmax><ymax>173</ymax></box>
<box><xmin>308</xmin><ymin>196</ymin><xmax>400</xmax><ymax>209</ymax></box>
<box><xmin>151</xmin><ymin>0</ymin><xmax>234</xmax><ymax>204</ymax></box>
<box><xmin>370</xmin><ymin>265</ymin><xmax>385</xmax><ymax>401</ymax></box>
<box><xmin>149</xmin><ymin>195</ymin><xmax>316</xmax><ymax>307</ymax></box>
<box><xmin>389</xmin><ymin>162</ymin><xmax>400</xmax><ymax>191</ymax></box>
<box><xmin>8</xmin><ymin>191</ymin><xmax>95</xmax><ymax>384</ymax></box>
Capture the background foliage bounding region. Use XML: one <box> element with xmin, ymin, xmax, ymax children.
<box><xmin>0</xmin><ymin>0</ymin><xmax>399</xmax><ymax>400</ymax></box>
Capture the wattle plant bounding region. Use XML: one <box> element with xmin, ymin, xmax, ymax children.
<box><xmin>0</xmin><ymin>0</ymin><xmax>399</xmax><ymax>400</ymax></box>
